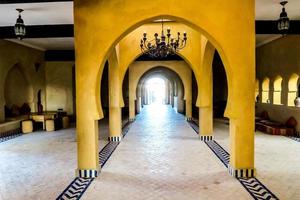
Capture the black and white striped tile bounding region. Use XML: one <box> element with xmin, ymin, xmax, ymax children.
<box><xmin>188</xmin><ymin>120</ymin><xmax>199</xmax><ymax>134</ymax></box>
<box><xmin>205</xmin><ymin>140</ymin><xmax>230</xmax><ymax>167</ymax></box>
<box><xmin>239</xmin><ymin>178</ymin><xmax>279</xmax><ymax>200</ymax></box>
<box><xmin>108</xmin><ymin>136</ymin><xmax>122</xmax><ymax>142</ymax></box>
<box><xmin>188</xmin><ymin>121</ymin><xmax>279</xmax><ymax>200</ymax></box>
<box><xmin>200</xmin><ymin>135</ymin><xmax>213</xmax><ymax>141</ymax></box>
<box><xmin>57</xmin><ymin>121</ymin><xmax>133</xmax><ymax>200</ymax></box>
<box><xmin>99</xmin><ymin>141</ymin><xmax>119</xmax><ymax>167</ymax></box>
<box><xmin>56</xmin><ymin>178</ymin><xmax>94</xmax><ymax>200</ymax></box>
<box><xmin>122</xmin><ymin>121</ymin><xmax>132</xmax><ymax>137</ymax></box>
<box><xmin>288</xmin><ymin>136</ymin><xmax>300</xmax><ymax>142</ymax></box>
<box><xmin>0</xmin><ymin>129</ymin><xmax>22</xmax><ymax>144</ymax></box>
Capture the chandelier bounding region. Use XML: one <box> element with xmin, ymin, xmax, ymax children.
<box><xmin>14</xmin><ymin>9</ymin><xmax>26</xmax><ymax>40</ymax></box>
<box><xmin>140</xmin><ymin>20</ymin><xmax>187</xmax><ymax>58</ymax></box>
<box><xmin>277</xmin><ymin>1</ymin><xmax>290</xmax><ymax>35</ymax></box>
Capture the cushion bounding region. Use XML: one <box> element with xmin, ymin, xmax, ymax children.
<box><xmin>260</xmin><ymin>111</ymin><xmax>269</xmax><ymax>120</ymax></box>
<box><xmin>20</xmin><ymin>103</ymin><xmax>31</xmax><ymax>115</ymax></box>
<box><xmin>11</xmin><ymin>105</ymin><xmax>20</xmax><ymax>117</ymax></box>
<box><xmin>286</xmin><ymin>117</ymin><xmax>297</xmax><ymax>128</ymax></box>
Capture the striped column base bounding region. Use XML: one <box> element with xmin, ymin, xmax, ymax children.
<box><xmin>129</xmin><ymin>118</ymin><xmax>135</xmax><ymax>122</ymax></box>
<box><xmin>186</xmin><ymin>117</ymin><xmax>193</xmax><ymax>121</ymax></box>
<box><xmin>200</xmin><ymin>135</ymin><xmax>213</xmax><ymax>141</ymax></box>
<box><xmin>108</xmin><ymin>136</ymin><xmax>122</xmax><ymax>142</ymax></box>
<box><xmin>76</xmin><ymin>169</ymin><xmax>100</xmax><ymax>178</ymax></box>
<box><xmin>228</xmin><ymin>165</ymin><xmax>256</xmax><ymax>178</ymax></box>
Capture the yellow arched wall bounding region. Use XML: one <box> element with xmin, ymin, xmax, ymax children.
<box><xmin>139</xmin><ymin>71</ymin><xmax>185</xmax><ymax>112</ymax></box>
<box><xmin>4</xmin><ymin>64</ymin><xmax>34</xmax><ymax>109</ymax></box>
<box><xmin>74</xmin><ymin>0</ymin><xmax>255</xmax><ymax>177</ymax></box>
<box><xmin>128</xmin><ymin>61</ymin><xmax>192</xmax><ymax>120</ymax></box>
<box><xmin>117</xmin><ymin>22</ymin><xmax>202</xmax><ymax>108</ymax></box>
<box><xmin>197</xmin><ymin>40</ymin><xmax>215</xmax><ymax>136</ymax></box>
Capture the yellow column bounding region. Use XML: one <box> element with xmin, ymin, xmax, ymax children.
<box><xmin>108</xmin><ymin>50</ymin><xmax>122</xmax><ymax>142</ymax></box>
<box><xmin>198</xmin><ymin>39</ymin><xmax>214</xmax><ymax>141</ymax></box>
<box><xmin>199</xmin><ymin>106</ymin><xmax>213</xmax><ymax>140</ymax></box>
<box><xmin>185</xmin><ymin>98</ymin><xmax>192</xmax><ymax>121</ymax></box>
<box><xmin>129</xmin><ymin>66</ymin><xmax>136</xmax><ymax>121</ymax></box>
<box><xmin>136</xmin><ymin>96</ymin><xmax>141</xmax><ymax>113</ymax></box>
<box><xmin>185</xmin><ymin>70</ymin><xmax>192</xmax><ymax>121</ymax></box>
<box><xmin>109</xmin><ymin>107</ymin><xmax>122</xmax><ymax>141</ymax></box>
<box><xmin>75</xmin><ymin>49</ymin><xmax>101</xmax><ymax>178</ymax></box>
<box><xmin>76</xmin><ymin>116</ymin><xmax>99</xmax><ymax>178</ymax></box>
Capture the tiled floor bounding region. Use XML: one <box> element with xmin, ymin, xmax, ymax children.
<box><xmin>0</xmin><ymin>105</ymin><xmax>299</xmax><ymax>199</ymax></box>
<box><xmin>82</xmin><ymin>105</ymin><xmax>250</xmax><ymax>200</ymax></box>
<box><xmin>213</xmin><ymin>122</ymin><xmax>300</xmax><ymax>200</ymax></box>
<box><xmin>0</xmin><ymin>120</ymin><xmax>110</xmax><ymax>200</ymax></box>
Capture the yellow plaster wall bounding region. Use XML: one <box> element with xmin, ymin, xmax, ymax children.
<box><xmin>0</xmin><ymin>40</ymin><xmax>45</xmax><ymax>123</ymax></box>
<box><xmin>256</xmin><ymin>35</ymin><xmax>300</xmax><ymax>132</ymax></box>
<box><xmin>137</xmin><ymin>70</ymin><xmax>185</xmax><ymax>113</ymax></box>
<box><xmin>4</xmin><ymin>64</ymin><xmax>33</xmax><ymax>108</ymax></box>
<box><xmin>45</xmin><ymin>62</ymin><xmax>75</xmax><ymax>115</ymax></box>
<box><xmin>74</xmin><ymin>0</ymin><xmax>255</xmax><ymax>172</ymax></box>
<box><xmin>129</xmin><ymin>61</ymin><xmax>192</xmax><ymax>119</ymax></box>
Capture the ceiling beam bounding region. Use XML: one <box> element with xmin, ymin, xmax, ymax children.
<box><xmin>0</xmin><ymin>21</ymin><xmax>300</xmax><ymax>39</ymax></box>
<box><xmin>0</xmin><ymin>24</ymin><xmax>74</xmax><ymax>38</ymax></box>
<box><xmin>256</xmin><ymin>20</ymin><xmax>300</xmax><ymax>34</ymax></box>
<box><xmin>45</xmin><ymin>50</ymin><xmax>74</xmax><ymax>61</ymax></box>
<box><xmin>0</xmin><ymin>0</ymin><xmax>72</xmax><ymax>3</ymax></box>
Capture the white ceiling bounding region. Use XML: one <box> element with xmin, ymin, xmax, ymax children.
<box><xmin>0</xmin><ymin>2</ymin><xmax>73</xmax><ymax>26</ymax></box>
<box><xmin>256</xmin><ymin>0</ymin><xmax>300</xmax><ymax>20</ymax></box>
<box><xmin>6</xmin><ymin>37</ymin><xmax>74</xmax><ymax>51</ymax></box>
<box><xmin>0</xmin><ymin>0</ymin><xmax>299</xmax><ymax>50</ymax></box>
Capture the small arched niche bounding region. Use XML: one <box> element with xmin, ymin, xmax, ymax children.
<box><xmin>4</xmin><ymin>64</ymin><xmax>33</xmax><ymax>117</ymax></box>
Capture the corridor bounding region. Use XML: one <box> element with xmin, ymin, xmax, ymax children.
<box><xmin>82</xmin><ymin>105</ymin><xmax>250</xmax><ymax>199</ymax></box>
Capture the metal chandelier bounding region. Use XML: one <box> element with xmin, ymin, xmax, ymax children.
<box><xmin>140</xmin><ymin>19</ymin><xmax>187</xmax><ymax>58</ymax></box>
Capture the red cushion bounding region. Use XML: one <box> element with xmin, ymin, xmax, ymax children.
<box><xmin>286</xmin><ymin>117</ymin><xmax>297</xmax><ymax>128</ymax></box>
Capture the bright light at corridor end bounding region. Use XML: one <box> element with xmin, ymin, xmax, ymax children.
<box><xmin>145</xmin><ymin>77</ymin><xmax>166</xmax><ymax>105</ymax></box>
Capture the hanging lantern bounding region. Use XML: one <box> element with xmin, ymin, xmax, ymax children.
<box><xmin>14</xmin><ymin>9</ymin><xmax>26</xmax><ymax>40</ymax></box>
<box><xmin>277</xmin><ymin>1</ymin><xmax>290</xmax><ymax>35</ymax></box>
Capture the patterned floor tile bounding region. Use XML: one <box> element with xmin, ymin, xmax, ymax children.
<box><xmin>56</xmin><ymin>122</ymin><xmax>132</xmax><ymax>200</ymax></box>
<box><xmin>0</xmin><ymin>129</ymin><xmax>22</xmax><ymax>144</ymax></box>
<box><xmin>287</xmin><ymin>136</ymin><xmax>300</xmax><ymax>142</ymax></box>
<box><xmin>188</xmin><ymin>121</ymin><xmax>279</xmax><ymax>200</ymax></box>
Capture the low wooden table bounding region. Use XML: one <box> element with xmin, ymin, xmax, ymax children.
<box><xmin>30</xmin><ymin>112</ymin><xmax>57</xmax><ymax>130</ymax></box>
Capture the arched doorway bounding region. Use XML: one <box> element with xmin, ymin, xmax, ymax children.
<box><xmin>74</xmin><ymin>1</ymin><xmax>255</xmax><ymax>178</ymax></box>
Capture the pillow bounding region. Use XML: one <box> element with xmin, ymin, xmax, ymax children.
<box><xmin>260</xmin><ymin>111</ymin><xmax>269</xmax><ymax>120</ymax></box>
<box><xmin>286</xmin><ymin>117</ymin><xmax>297</xmax><ymax>128</ymax></box>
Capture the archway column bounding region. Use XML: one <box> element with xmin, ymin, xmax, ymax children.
<box><xmin>136</xmin><ymin>96</ymin><xmax>142</xmax><ymax>113</ymax></box>
<box><xmin>226</xmin><ymin>50</ymin><xmax>255</xmax><ymax>178</ymax></box>
<box><xmin>129</xmin><ymin>66</ymin><xmax>136</xmax><ymax>121</ymax></box>
<box><xmin>198</xmin><ymin>106</ymin><xmax>213</xmax><ymax>140</ymax></box>
<box><xmin>108</xmin><ymin>50</ymin><xmax>122</xmax><ymax>142</ymax></box>
<box><xmin>74</xmin><ymin>43</ymin><xmax>102</xmax><ymax>178</ymax></box>
<box><xmin>0</xmin><ymin>82</ymin><xmax>5</xmax><ymax>122</ymax></box>
<box><xmin>185</xmin><ymin>70</ymin><xmax>192</xmax><ymax>121</ymax></box>
<box><xmin>197</xmin><ymin>42</ymin><xmax>213</xmax><ymax>140</ymax></box>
